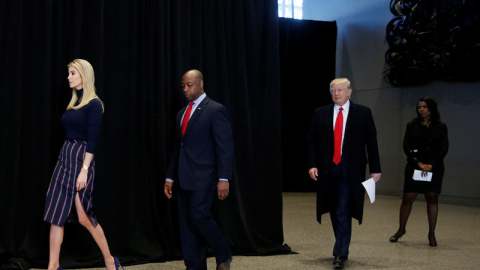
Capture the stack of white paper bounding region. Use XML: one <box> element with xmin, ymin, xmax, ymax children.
<box><xmin>412</xmin><ymin>170</ymin><xmax>432</xmax><ymax>182</ymax></box>
<box><xmin>362</xmin><ymin>178</ymin><xmax>376</xmax><ymax>203</ymax></box>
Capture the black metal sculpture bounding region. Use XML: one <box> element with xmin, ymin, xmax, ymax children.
<box><xmin>384</xmin><ymin>0</ymin><xmax>480</xmax><ymax>86</ymax></box>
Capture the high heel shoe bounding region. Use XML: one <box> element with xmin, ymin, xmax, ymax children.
<box><xmin>389</xmin><ymin>229</ymin><xmax>406</xmax><ymax>242</ymax></box>
<box><xmin>114</xmin><ymin>257</ymin><xmax>124</xmax><ymax>270</ymax></box>
<box><xmin>57</xmin><ymin>267</ymin><xmax>63</xmax><ymax>270</ymax></box>
<box><xmin>428</xmin><ymin>233</ymin><xmax>437</xmax><ymax>247</ymax></box>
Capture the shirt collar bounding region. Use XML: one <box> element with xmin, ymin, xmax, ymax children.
<box><xmin>334</xmin><ymin>100</ymin><xmax>350</xmax><ymax>113</ymax></box>
<box><xmin>192</xmin><ymin>93</ymin><xmax>207</xmax><ymax>105</ymax></box>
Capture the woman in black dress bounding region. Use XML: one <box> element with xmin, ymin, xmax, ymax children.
<box><xmin>43</xmin><ymin>59</ymin><xmax>123</xmax><ymax>270</ymax></box>
<box><xmin>389</xmin><ymin>96</ymin><xmax>448</xmax><ymax>246</ymax></box>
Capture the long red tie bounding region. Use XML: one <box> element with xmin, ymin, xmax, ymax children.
<box><xmin>333</xmin><ymin>107</ymin><xmax>343</xmax><ymax>165</ymax></box>
<box><xmin>181</xmin><ymin>101</ymin><xmax>194</xmax><ymax>136</ymax></box>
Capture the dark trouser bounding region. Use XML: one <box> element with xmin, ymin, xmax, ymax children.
<box><xmin>329</xmin><ymin>163</ymin><xmax>352</xmax><ymax>257</ymax></box>
<box><xmin>177</xmin><ymin>189</ymin><xmax>231</xmax><ymax>270</ymax></box>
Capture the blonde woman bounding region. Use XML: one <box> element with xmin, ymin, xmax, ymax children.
<box><xmin>43</xmin><ymin>59</ymin><xmax>123</xmax><ymax>270</ymax></box>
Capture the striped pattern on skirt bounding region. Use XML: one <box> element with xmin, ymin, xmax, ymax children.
<box><xmin>44</xmin><ymin>139</ymin><xmax>98</xmax><ymax>227</ymax></box>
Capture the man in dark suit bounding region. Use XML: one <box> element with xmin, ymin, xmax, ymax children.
<box><xmin>164</xmin><ymin>69</ymin><xmax>233</xmax><ymax>270</ymax></box>
<box><xmin>307</xmin><ymin>78</ymin><xmax>381</xmax><ymax>270</ymax></box>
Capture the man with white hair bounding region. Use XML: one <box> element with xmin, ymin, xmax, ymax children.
<box><xmin>307</xmin><ymin>78</ymin><xmax>382</xmax><ymax>269</ymax></box>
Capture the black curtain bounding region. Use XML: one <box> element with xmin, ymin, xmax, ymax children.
<box><xmin>279</xmin><ymin>18</ymin><xmax>337</xmax><ymax>192</ymax></box>
<box><xmin>0</xmin><ymin>1</ymin><xmax>285</xmax><ymax>269</ymax></box>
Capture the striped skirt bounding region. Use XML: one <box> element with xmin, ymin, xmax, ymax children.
<box><xmin>43</xmin><ymin>139</ymin><xmax>98</xmax><ymax>227</ymax></box>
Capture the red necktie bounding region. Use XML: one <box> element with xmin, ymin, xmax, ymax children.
<box><xmin>333</xmin><ymin>107</ymin><xmax>343</xmax><ymax>165</ymax></box>
<box><xmin>181</xmin><ymin>101</ymin><xmax>194</xmax><ymax>136</ymax></box>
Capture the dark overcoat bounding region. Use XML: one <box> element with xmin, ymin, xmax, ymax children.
<box><xmin>307</xmin><ymin>101</ymin><xmax>381</xmax><ymax>224</ymax></box>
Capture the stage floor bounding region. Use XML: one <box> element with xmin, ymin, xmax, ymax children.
<box><xmin>33</xmin><ymin>193</ymin><xmax>480</xmax><ymax>269</ymax></box>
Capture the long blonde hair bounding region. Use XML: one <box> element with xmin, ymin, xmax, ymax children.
<box><xmin>66</xmin><ymin>59</ymin><xmax>104</xmax><ymax>111</ymax></box>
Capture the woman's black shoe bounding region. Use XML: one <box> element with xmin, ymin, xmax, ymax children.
<box><xmin>389</xmin><ymin>229</ymin><xmax>406</xmax><ymax>242</ymax></box>
<box><xmin>428</xmin><ymin>234</ymin><xmax>437</xmax><ymax>247</ymax></box>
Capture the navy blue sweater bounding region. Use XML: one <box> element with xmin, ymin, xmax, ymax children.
<box><xmin>61</xmin><ymin>89</ymin><xmax>103</xmax><ymax>154</ymax></box>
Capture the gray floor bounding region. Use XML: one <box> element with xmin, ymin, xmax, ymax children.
<box><xmin>34</xmin><ymin>193</ymin><xmax>480</xmax><ymax>269</ymax></box>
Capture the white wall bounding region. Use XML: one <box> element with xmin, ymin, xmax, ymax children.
<box><xmin>303</xmin><ymin>0</ymin><xmax>480</xmax><ymax>205</ymax></box>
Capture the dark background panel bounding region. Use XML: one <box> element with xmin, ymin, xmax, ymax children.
<box><xmin>279</xmin><ymin>18</ymin><xmax>337</xmax><ymax>192</ymax></box>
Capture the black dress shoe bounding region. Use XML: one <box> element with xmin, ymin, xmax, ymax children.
<box><xmin>216</xmin><ymin>257</ymin><xmax>231</xmax><ymax>270</ymax></box>
<box><xmin>389</xmin><ymin>229</ymin><xmax>406</xmax><ymax>242</ymax></box>
<box><xmin>216</xmin><ymin>262</ymin><xmax>230</xmax><ymax>270</ymax></box>
<box><xmin>333</xmin><ymin>256</ymin><xmax>347</xmax><ymax>269</ymax></box>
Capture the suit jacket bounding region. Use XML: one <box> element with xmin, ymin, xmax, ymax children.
<box><xmin>166</xmin><ymin>96</ymin><xmax>234</xmax><ymax>191</ymax></box>
<box><xmin>307</xmin><ymin>101</ymin><xmax>381</xmax><ymax>224</ymax></box>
